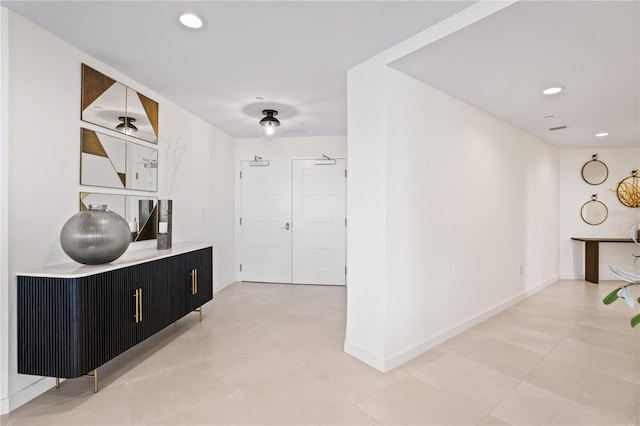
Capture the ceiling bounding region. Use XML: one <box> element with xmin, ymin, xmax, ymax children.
<box><xmin>2</xmin><ymin>1</ymin><xmax>638</xmax><ymax>147</ymax></box>
<box><xmin>391</xmin><ymin>0</ymin><xmax>640</xmax><ymax>148</ymax></box>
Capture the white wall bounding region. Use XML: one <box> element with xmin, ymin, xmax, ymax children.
<box><xmin>236</xmin><ymin>135</ymin><xmax>346</xmax><ymax>161</ymax></box>
<box><xmin>346</xmin><ymin>63</ymin><xmax>559</xmax><ymax>371</ymax></box>
<box><xmin>344</xmin><ymin>64</ymin><xmax>388</xmax><ymax>370</ymax></box>
<box><xmin>0</xmin><ymin>6</ymin><xmax>10</xmax><ymax>416</ymax></box>
<box><xmin>1</xmin><ymin>10</ymin><xmax>236</xmax><ymax>413</ymax></box>
<box><xmin>559</xmin><ymin>148</ymin><xmax>640</xmax><ymax>280</ymax></box>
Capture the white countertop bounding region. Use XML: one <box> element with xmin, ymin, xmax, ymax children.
<box><xmin>17</xmin><ymin>242</ymin><xmax>213</xmax><ymax>278</ymax></box>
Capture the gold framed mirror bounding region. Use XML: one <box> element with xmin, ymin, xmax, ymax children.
<box><xmin>581</xmin><ymin>194</ymin><xmax>608</xmax><ymax>225</ymax></box>
<box><xmin>581</xmin><ymin>154</ymin><xmax>608</xmax><ymax>185</ymax></box>
<box><xmin>617</xmin><ymin>170</ymin><xmax>640</xmax><ymax>207</ymax></box>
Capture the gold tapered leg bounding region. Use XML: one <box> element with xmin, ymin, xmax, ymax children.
<box><xmin>83</xmin><ymin>368</ymin><xmax>98</xmax><ymax>393</ymax></box>
<box><xmin>55</xmin><ymin>377</ymin><xmax>60</xmax><ymax>388</ymax></box>
<box><xmin>199</xmin><ymin>307</ymin><xmax>202</xmax><ymax>321</ymax></box>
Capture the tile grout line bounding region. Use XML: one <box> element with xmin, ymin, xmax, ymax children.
<box><xmin>474</xmin><ymin>320</ymin><xmax>581</xmax><ymax>425</ymax></box>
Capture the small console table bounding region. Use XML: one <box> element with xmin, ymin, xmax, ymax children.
<box><xmin>571</xmin><ymin>237</ymin><xmax>635</xmax><ymax>283</ymax></box>
<box><xmin>17</xmin><ymin>242</ymin><xmax>213</xmax><ymax>392</ymax></box>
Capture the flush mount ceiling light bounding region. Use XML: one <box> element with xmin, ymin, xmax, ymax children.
<box><xmin>179</xmin><ymin>13</ymin><xmax>205</xmax><ymax>29</ymax></box>
<box><xmin>543</xmin><ymin>86</ymin><xmax>564</xmax><ymax>95</ymax></box>
<box><xmin>116</xmin><ymin>116</ymin><xmax>138</xmax><ymax>133</ymax></box>
<box><xmin>259</xmin><ymin>109</ymin><xmax>280</xmax><ymax>137</ymax></box>
<box><xmin>595</xmin><ymin>132</ymin><xmax>609</xmax><ymax>137</ymax></box>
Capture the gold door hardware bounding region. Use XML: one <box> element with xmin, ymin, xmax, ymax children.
<box><xmin>191</xmin><ymin>269</ymin><xmax>198</xmax><ymax>295</ymax></box>
<box><xmin>134</xmin><ymin>288</ymin><xmax>143</xmax><ymax>323</ymax></box>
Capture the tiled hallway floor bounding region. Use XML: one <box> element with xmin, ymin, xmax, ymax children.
<box><xmin>3</xmin><ymin>280</ymin><xmax>639</xmax><ymax>425</ymax></box>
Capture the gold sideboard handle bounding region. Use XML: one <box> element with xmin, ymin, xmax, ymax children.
<box><xmin>195</xmin><ymin>269</ymin><xmax>198</xmax><ymax>294</ymax></box>
<box><xmin>191</xmin><ymin>269</ymin><xmax>195</xmax><ymax>295</ymax></box>
<box><xmin>134</xmin><ymin>289</ymin><xmax>139</xmax><ymax>323</ymax></box>
<box><xmin>139</xmin><ymin>288</ymin><xmax>142</xmax><ymax>322</ymax></box>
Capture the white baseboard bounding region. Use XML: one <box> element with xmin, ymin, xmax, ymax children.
<box><xmin>2</xmin><ymin>377</ymin><xmax>56</xmax><ymax>415</ymax></box>
<box><xmin>346</xmin><ymin>275</ymin><xmax>559</xmax><ymax>373</ymax></box>
<box><xmin>383</xmin><ymin>275</ymin><xmax>559</xmax><ymax>371</ymax></box>
<box><xmin>560</xmin><ymin>272</ymin><xmax>584</xmax><ymax>280</ymax></box>
<box><xmin>1</xmin><ymin>396</ymin><xmax>8</xmax><ymax>416</ymax></box>
<box><xmin>213</xmin><ymin>278</ymin><xmax>236</xmax><ymax>294</ymax></box>
<box><xmin>343</xmin><ymin>341</ymin><xmax>387</xmax><ymax>372</ymax></box>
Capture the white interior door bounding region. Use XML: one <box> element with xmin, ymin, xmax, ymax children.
<box><xmin>292</xmin><ymin>159</ymin><xmax>346</xmax><ymax>285</ymax></box>
<box><xmin>240</xmin><ymin>160</ymin><xmax>292</xmax><ymax>283</ymax></box>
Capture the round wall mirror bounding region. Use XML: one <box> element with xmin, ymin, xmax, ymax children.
<box><xmin>581</xmin><ymin>154</ymin><xmax>608</xmax><ymax>185</ymax></box>
<box><xmin>581</xmin><ymin>194</ymin><xmax>608</xmax><ymax>225</ymax></box>
<box><xmin>617</xmin><ymin>170</ymin><xmax>640</xmax><ymax>207</ymax></box>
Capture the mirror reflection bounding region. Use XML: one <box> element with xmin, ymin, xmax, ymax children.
<box><xmin>581</xmin><ymin>154</ymin><xmax>608</xmax><ymax>185</ymax></box>
<box><xmin>80</xmin><ymin>192</ymin><xmax>157</xmax><ymax>241</ymax></box>
<box><xmin>81</xmin><ymin>128</ymin><xmax>158</xmax><ymax>192</ymax></box>
<box><xmin>81</xmin><ymin>64</ymin><xmax>159</xmax><ymax>144</ymax></box>
<box><xmin>580</xmin><ymin>194</ymin><xmax>608</xmax><ymax>225</ymax></box>
<box><xmin>127</xmin><ymin>142</ymin><xmax>158</xmax><ymax>191</ymax></box>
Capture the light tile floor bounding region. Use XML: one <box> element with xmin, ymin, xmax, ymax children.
<box><xmin>3</xmin><ymin>279</ymin><xmax>639</xmax><ymax>425</ymax></box>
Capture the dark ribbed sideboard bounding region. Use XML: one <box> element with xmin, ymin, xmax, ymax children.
<box><xmin>17</xmin><ymin>243</ymin><xmax>213</xmax><ymax>390</ymax></box>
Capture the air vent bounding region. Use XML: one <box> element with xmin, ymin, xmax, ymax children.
<box><xmin>549</xmin><ymin>125</ymin><xmax>567</xmax><ymax>131</ymax></box>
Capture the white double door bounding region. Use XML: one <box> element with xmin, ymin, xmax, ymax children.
<box><xmin>240</xmin><ymin>159</ymin><xmax>346</xmax><ymax>285</ymax></box>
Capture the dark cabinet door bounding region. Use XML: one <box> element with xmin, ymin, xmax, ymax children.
<box><xmin>166</xmin><ymin>247</ymin><xmax>213</xmax><ymax>321</ymax></box>
<box><xmin>92</xmin><ymin>268</ymin><xmax>140</xmax><ymax>367</ymax></box>
<box><xmin>131</xmin><ymin>259</ymin><xmax>170</xmax><ymax>342</ymax></box>
<box><xmin>190</xmin><ymin>247</ymin><xmax>213</xmax><ymax>310</ymax></box>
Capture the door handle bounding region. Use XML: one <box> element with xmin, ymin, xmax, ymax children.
<box><xmin>281</xmin><ymin>223</ymin><xmax>290</xmax><ymax>230</ymax></box>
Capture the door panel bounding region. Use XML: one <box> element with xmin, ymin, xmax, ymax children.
<box><xmin>240</xmin><ymin>160</ymin><xmax>292</xmax><ymax>283</ymax></box>
<box><xmin>292</xmin><ymin>159</ymin><xmax>346</xmax><ymax>285</ymax></box>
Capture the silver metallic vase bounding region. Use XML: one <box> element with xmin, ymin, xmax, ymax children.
<box><xmin>60</xmin><ymin>204</ymin><xmax>131</xmax><ymax>265</ymax></box>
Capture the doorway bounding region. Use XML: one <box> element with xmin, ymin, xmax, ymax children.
<box><xmin>239</xmin><ymin>158</ymin><xmax>346</xmax><ymax>285</ymax></box>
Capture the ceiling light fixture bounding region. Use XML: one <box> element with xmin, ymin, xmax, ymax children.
<box><xmin>543</xmin><ymin>86</ymin><xmax>564</xmax><ymax>95</ymax></box>
<box><xmin>116</xmin><ymin>116</ymin><xmax>138</xmax><ymax>133</ymax></box>
<box><xmin>259</xmin><ymin>109</ymin><xmax>280</xmax><ymax>137</ymax></box>
<box><xmin>595</xmin><ymin>132</ymin><xmax>609</xmax><ymax>137</ymax></box>
<box><xmin>179</xmin><ymin>13</ymin><xmax>204</xmax><ymax>29</ymax></box>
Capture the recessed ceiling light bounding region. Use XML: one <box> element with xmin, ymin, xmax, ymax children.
<box><xmin>179</xmin><ymin>13</ymin><xmax>204</xmax><ymax>29</ymax></box>
<box><xmin>595</xmin><ymin>132</ymin><xmax>609</xmax><ymax>137</ymax></box>
<box><xmin>544</xmin><ymin>115</ymin><xmax>555</xmax><ymax>119</ymax></box>
<box><xmin>543</xmin><ymin>86</ymin><xmax>564</xmax><ymax>95</ymax></box>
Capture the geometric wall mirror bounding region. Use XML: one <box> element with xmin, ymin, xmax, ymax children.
<box><xmin>80</xmin><ymin>128</ymin><xmax>158</xmax><ymax>192</ymax></box>
<box><xmin>581</xmin><ymin>153</ymin><xmax>608</xmax><ymax>185</ymax></box>
<box><xmin>80</xmin><ymin>192</ymin><xmax>157</xmax><ymax>242</ymax></box>
<box><xmin>81</xmin><ymin>64</ymin><xmax>159</xmax><ymax>144</ymax></box>
<box><xmin>580</xmin><ymin>194</ymin><xmax>608</xmax><ymax>225</ymax></box>
<box><xmin>80</xmin><ymin>128</ymin><xmax>126</xmax><ymax>189</ymax></box>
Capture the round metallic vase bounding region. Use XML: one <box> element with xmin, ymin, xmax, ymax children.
<box><xmin>60</xmin><ymin>204</ymin><xmax>131</xmax><ymax>265</ymax></box>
